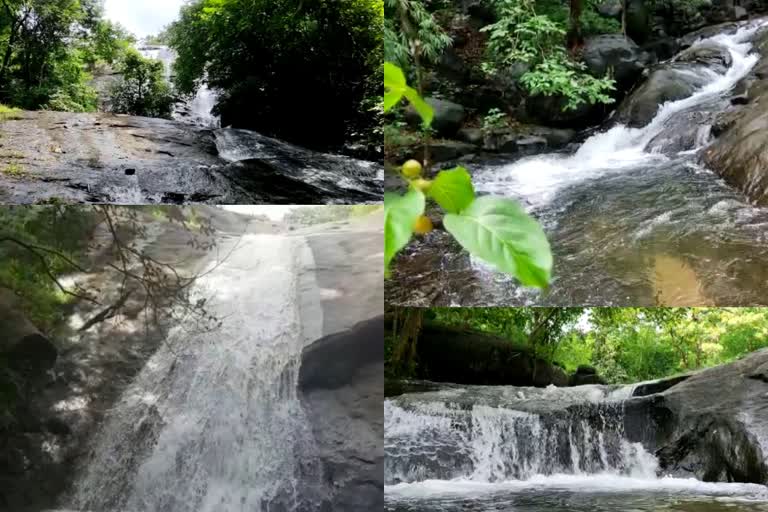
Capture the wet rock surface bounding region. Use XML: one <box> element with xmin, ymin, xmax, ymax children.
<box><xmin>615</xmin><ymin>62</ymin><xmax>713</xmax><ymax>127</ymax></box>
<box><xmin>296</xmin><ymin>213</ymin><xmax>384</xmax><ymax>511</ymax></box>
<box><xmin>0</xmin><ymin>111</ymin><xmax>382</xmax><ymax>204</ymax></box>
<box><xmin>626</xmin><ymin>349</ymin><xmax>768</xmax><ymax>484</ymax></box>
<box><xmin>704</xmin><ymin>28</ymin><xmax>768</xmax><ymax>204</ymax></box>
<box><xmin>583</xmin><ymin>35</ymin><xmax>655</xmax><ymax>92</ymax></box>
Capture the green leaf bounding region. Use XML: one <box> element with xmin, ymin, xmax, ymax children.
<box><xmin>384</xmin><ymin>188</ymin><xmax>426</xmax><ymax>277</ymax></box>
<box><xmin>428</xmin><ymin>167</ymin><xmax>475</xmax><ymax>214</ymax></box>
<box><xmin>403</xmin><ymin>87</ymin><xmax>433</xmax><ymax>127</ymax></box>
<box><xmin>443</xmin><ymin>195</ymin><xmax>552</xmax><ymax>287</ymax></box>
<box><xmin>384</xmin><ymin>62</ymin><xmax>406</xmax><ymax>112</ymax></box>
<box><xmin>383</xmin><ymin>61</ymin><xmax>433</xmax><ymax>126</ymax></box>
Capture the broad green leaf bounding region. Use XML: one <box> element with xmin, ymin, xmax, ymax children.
<box><xmin>383</xmin><ymin>61</ymin><xmax>433</xmax><ymax>126</ymax></box>
<box><xmin>428</xmin><ymin>167</ymin><xmax>475</xmax><ymax>213</ymax></box>
<box><xmin>443</xmin><ymin>195</ymin><xmax>552</xmax><ymax>287</ymax></box>
<box><xmin>384</xmin><ymin>188</ymin><xmax>426</xmax><ymax>277</ymax></box>
<box><xmin>384</xmin><ymin>62</ymin><xmax>406</xmax><ymax>112</ymax></box>
<box><xmin>384</xmin><ymin>90</ymin><xmax>401</xmax><ymax>112</ymax></box>
<box><xmin>403</xmin><ymin>87</ymin><xmax>433</xmax><ymax>127</ymax></box>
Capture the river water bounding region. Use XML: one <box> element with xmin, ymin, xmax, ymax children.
<box><xmin>386</xmin><ymin>21</ymin><xmax>768</xmax><ymax>307</ymax></box>
<box><xmin>385</xmin><ymin>384</ymin><xmax>768</xmax><ymax>512</ymax></box>
<box><xmin>60</xmin><ymin>232</ymin><xmax>327</xmax><ymax>511</ymax></box>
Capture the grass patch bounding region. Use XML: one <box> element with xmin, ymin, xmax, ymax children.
<box><xmin>0</xmin><ymin>103</ymin><xmax>22</xmax><ymax>121</ymax></box>
<box><xmin>3</xmin><ymin>163</ymin><xmax>24</xmax><ymax>176</ymax></box>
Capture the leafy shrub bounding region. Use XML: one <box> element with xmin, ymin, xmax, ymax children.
<box><xmin>481</xmin><ymin>0</ymin><xmax>615</xmax><ymax>109</ymax></box>
<box><xmin>109</xmin><ymin>50</ymin><xmax>174</xmax><ymax>118</ymax></box>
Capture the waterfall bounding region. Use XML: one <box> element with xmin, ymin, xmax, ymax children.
<box><xmin>474</xmin><ymin>22</ymin><xmax>764</xmax><ymax>208</ymax></box>
<box><xmin>63</xmin><ymin>234</ymin><xmax>325</xmax><ymax>512</ymax></box>
<box><xmin>137</xmin><ymin>45</ymin><xmax>221</xmax><ymax>128</ymax></box>
<box><xmin>384</xmin><ymin>385</ymin><xmax>768</xmax><ymax>510</ymax></box>
<box><xmin>385</xmin><ymin>390</ymin><xmax>656</xmax><ymax>486</ymax></box>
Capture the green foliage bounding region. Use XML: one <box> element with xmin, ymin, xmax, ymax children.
<box><xmin>3</xmin><ymin>163</ymin><xmax>23</xmax><ymax>176</ymax></box>
<box><xmin>384</xmin><ymin>63</ymin><xmax>552</xmax><ymax>288</ymax></box>
<box><xmin>429</xmin><ymin>167</ymin><xmax>475</xmax><ymax>213</ymax></box>
<box><xmin>384</xmin><ymin>0</ymin><xmax>452</xmax><ymax>70</ymax></box>
<box><xmin>481</xmin><ymin>0</ymin><xmax>615</xmax><ymax>110</ymax></box>
<box><xmin>0</xmin><ymin>206</ymin><xmax>97</xmax><ymax>332</ymax></box>
<box><xmin>384</xmin><ymin>188</ymin><xmax>426</xmax><ymax>276</ymax></box>
<box><xmin>44</xmin><ymin>49</ymin><xmax>99</xmax><ymax>112</ymax></box>
<box><xmin>0</xmin><ymin>104</ymin><xmax>21</xmax><ymax>121</ymax></box>
<box><xmin>403</xmin><ymin>307</ymin><xmax>768</xmax><ymax>384</ymax></box>
<box><xmin>384</xmin><ymin>61</ymin><xmax>434</xmax><ymax>126</ymax></box>
<box><xmin>0</xmin><ymin>0</ymin><xmax>134</xmax><ymax>111</ymax></box>
<box><xmin>167</xmin><ymin>0</ymin><xmax>383</xmax><ymax>149</ymax></box>
<box><xmin>520</xmin><ymin>56</ymin><xmax>614</xmax><ymax>110</ymax></box>
<box><xmin>443</xmin><ymin>196</ymin><xmax>552</xmax><ymax>287</ymax></box>
<box><xmin>109</xmin><ymin>49</ymin><xmax>174</xmax><ymax>118</ymax></box>
<box><xmin>481</xmin><ymin>108</ymin><xmax>508</xmax><ymax>133</ymax></box>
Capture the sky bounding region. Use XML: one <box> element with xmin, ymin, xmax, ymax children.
<box><xmin>222</xmin><ymin>206</ymin><xmax>300</xmax><ymax>221</ymax></box>
<box><xmin>104</xmin><ymin>0</ymin><xmax>185</xmax><ymax>39</ymax></box>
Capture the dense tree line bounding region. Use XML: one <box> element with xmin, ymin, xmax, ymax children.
<box><xmin>166</xmin><ymin>0</ymin><xmax>383</xmax><ymax>152</ymax></box>
<box><xmin>387</xmin><ymin>307</ymin><xmax>768</xmax><ymax>384</ymax></box>
<box><xmin>0</xmin><ymin>0</ymin><xmax>172</xmax><ymax>117</ymax></box>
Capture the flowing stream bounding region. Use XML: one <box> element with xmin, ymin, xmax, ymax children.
<box><xmin>58</xmin><ymin>233</ymin><xmax>327</xmax><ymax>511</ymax></box>
<box><xmin>385</xmin><ymin>385</ymin><xmax>768</xmax><ymax>511</ymax></box>
<box><xmin>387</xmin><ymin>21</ymin><xmax>768</xmax><ymax>307</ymax></box>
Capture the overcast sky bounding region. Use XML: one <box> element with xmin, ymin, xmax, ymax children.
<box><xmin>222</xmin><ymin>206</ymin><xmax>299</xmax><ymax>221</ymax></box>
<box><xmin>104</xmin><ymin>0</ymin><xmax>184</xmax><ymax>39</ymax></box>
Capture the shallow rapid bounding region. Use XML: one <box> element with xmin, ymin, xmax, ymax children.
<box><xmin>387</xmin><ymin>21</ymin><xmax>768</xmax><ymax>306</ymax></box>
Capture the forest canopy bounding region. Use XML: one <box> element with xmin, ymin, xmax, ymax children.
<box><xmin>0</xmin><ymin>0</ymin><xmax>135</xmax><ymax>112</ymax></box>
<box><xmin>386</xmin><ymin>307</ymin><xmax>768</xmax><ymax>384</ymax></box>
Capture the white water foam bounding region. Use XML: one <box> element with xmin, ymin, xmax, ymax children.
<box><xmin>385</xmin><ymin>475</ymin><xmax>768</xmax><ymax>499</ymax></box>
<box><xmin>475</xmin><ymin>22</ymin><xmax>764</xmax><ymax>208</ymax></box>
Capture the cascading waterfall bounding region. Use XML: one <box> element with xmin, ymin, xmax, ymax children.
<box><xmin>385</xmin><ymin>384</ymin><xmax>768</xmax><ymax>511</ymax></box>
<box><xmin>474</xmin><ymin>22</ymin><xmax>762</xmax><ymax>207</ymax></box>
<box><xmin>63</xmin><ymin>234</ymin><xmax>324</xmax><ymax>512</ymax></box>
<box><xmin>385</xmin><ymin>388</ymin><xmax>655</xmax><ymax>487</ymax></box>
<box><xmin>137</xmin><ymin>45</ymin><xmax>221</xmax><ymax>128</ymax></box>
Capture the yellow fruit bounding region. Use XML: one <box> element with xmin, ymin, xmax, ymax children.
<box><xmin>412</xmin><ymin>178</ymin><xmax>432</xmax><ymax>192</ymax></box>
<box><xmin>401</xmin><ymin>159</ymin><xmax>423</xmax><ymax>178</ymax></box>
<box><xmin>413</xmin><ymin>215</ymin><xmax>433</xmax><ymax>235</ymax></box>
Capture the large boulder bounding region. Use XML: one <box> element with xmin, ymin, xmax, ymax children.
<box><xmin>614</xmin><ymin>62</ymin><xmax>711</xmax><ymax>127</ymax></box>
<box><xmin>703</xmin><ymin>89</ymin><xmax>768</xmax><ymax>204</ymax></box>
<box><xmin>625</xmin><ymin>349</ymin><xmax>768</xmax><ymax>483</ymax></box>
<box><xmin>0</xmin><ymin>288</ymin><xmax>57</xmax><ymax>376</ymax></box>
<box><xmin>703</xmin><ymin>29</ymin><xmax>768</xmax><ymax>204</ymax></box>
<box><xmin>406</xmin><ymin>98</ymin><xmax>466</xmax><ymax>138</ymax></box>
<box><xmin>298</xmin><ymin>316</ymin><xmax>384</xmax><ymax>510</ymax></box>
<box><xmin>569</xmin><ymin>365</ymin><xmax>607</xmax><ymax>386</ymax></box>
<box><xmin>674</xmin><ymin>40</ymin><xmax>733</xmax><ymax>73</ymax></box>
<box><xmin>414</xmin><ymin>323</ymin><xmax>570</xmax><ymax>387</ymax></box>
<box><xmin>583</xmin><ymin>35</ymin><xmax>655</xmax><ymax>92</ymax></box>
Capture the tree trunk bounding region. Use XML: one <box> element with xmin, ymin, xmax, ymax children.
<box><xmin>568</xmin><ymin>0</ymin><xmax>584</xmax><ymax>50</ymax></box>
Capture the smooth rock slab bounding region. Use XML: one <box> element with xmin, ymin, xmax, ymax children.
<box><xmin>0</xmin><ymin>111</ymin><xmax>382</xmax><ymax>204</ymax></box>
